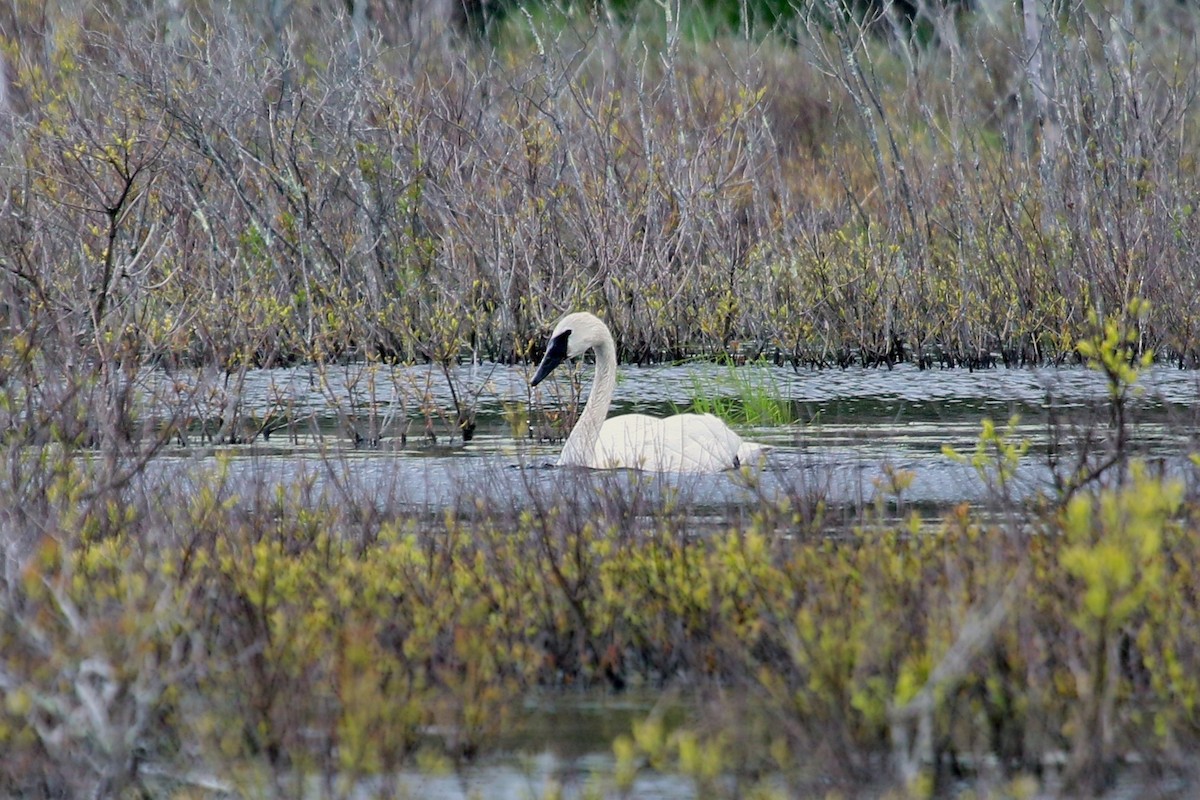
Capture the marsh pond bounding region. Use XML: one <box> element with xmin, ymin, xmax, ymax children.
<box><xmin>160</xmin><ymin>360</ymin><xmax>1200</xmax><ymax>511</ymax></box>
<box><xmin>108</xmin><ymin>360</ymin><xmax>1198</xmax><ymax>799</ymax></box>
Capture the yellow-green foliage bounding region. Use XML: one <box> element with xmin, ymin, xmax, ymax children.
<box><xmin>1076</xmin><ymin>299</ymin><xmax>1155</xmax><ymax>397</ymax></box>
<box><xmin>942</xmin><ymin>415</ymin><xmax>1030</xmax><ymax>491</ymax></box>
<box><xmin>5</xmin><ymin>435</ymin><xmax>1200</xmax><ymax>795</ymax></box>
<box><xmin>1061</xmin><ymin>465</ymin><xmax>1177</xmax><ymax>637</ymax></box>
<box><xmin>1054</xmin><ymin>465</ymin><xmax>1185</xmax><ymax>785</ymax></box>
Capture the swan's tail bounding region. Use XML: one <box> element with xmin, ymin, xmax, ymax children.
<box><xmin>735</xmin><ymin>441</ymin><xmax>772</xmax><ymax>468</ymax></box>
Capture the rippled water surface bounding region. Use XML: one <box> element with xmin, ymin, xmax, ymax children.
<box><xmin>157</xmin><ymin>361</ymin><xmax>1200</xmax><ymax>513</ymax></box>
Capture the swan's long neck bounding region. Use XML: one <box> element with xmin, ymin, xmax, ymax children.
<box><xmin>559</xmin><ymin>330</ymin><xmax>616</xmax><ymax>467</ymax></box>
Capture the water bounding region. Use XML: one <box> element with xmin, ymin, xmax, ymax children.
<box><xmin>150</xmin><ymin>361</ymin><xmax>1200</xmax><ymax>514</ymax></box>
<box><xmin>128</xmin><ymin>362</ymin><xmax>1200</xmax><ymax>797</ymax></box>
<box><xmin>337</xmin><ymin>693</ymin><xmax>700</xmax><ymax>800</ymax></box>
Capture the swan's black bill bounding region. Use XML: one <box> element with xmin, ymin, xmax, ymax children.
<box><xmin>531</xmin><ymin>329</ymin><xmax>570</xmax><ymax>387</ymax></box>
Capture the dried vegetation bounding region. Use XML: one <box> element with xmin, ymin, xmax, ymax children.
<box><xmin>4</xmin><ymin>0</ymin><xmax>1200</xmax><ymax>796</ymax></box>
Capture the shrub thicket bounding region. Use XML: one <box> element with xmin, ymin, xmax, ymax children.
<box><xmin>4</xmin><ymin>1</ymin><xmax>1200</xmax><ymax>796</ymax></box>
<box><xmin>4</xmin><ymin>0</ymin><xmax>1200</xmax><ymax>379</ymax></box>
<box><xmin>2</xmin><ymin>423</ymin><xmax>1200</xmax><ymax>796</ymax></box>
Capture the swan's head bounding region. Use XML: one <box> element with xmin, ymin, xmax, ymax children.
<box><xmin>530</xmin><ymin>312</ymin><xmax>609</xmax><ymax>387</ymax></box>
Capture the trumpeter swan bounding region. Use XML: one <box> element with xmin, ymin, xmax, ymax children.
<box><xmin>530</xmin><ymin>312</ymin><xmax>771</xmax><ymax>472</ymax></box>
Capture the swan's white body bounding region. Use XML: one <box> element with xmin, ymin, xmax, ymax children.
<box><xmin>531</xmin><ymin>312</ymin><xmax>770</xmax><ymax>473</ymax></box>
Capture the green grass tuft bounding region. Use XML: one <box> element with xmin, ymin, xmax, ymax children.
<box><xmin>685</xmin><ymin>361</ymin><xmax>793</xmax><ymax>427</ymax></box>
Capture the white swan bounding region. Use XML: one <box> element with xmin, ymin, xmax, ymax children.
<box><xmin>530</xmin><ymin>312</ymin><xmax>771</xmax><ymax>472</ymax></box>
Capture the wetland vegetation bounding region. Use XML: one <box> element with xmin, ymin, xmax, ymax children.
<box><xmin>5</xmin><ymin>0</ymin><xmax>1200</xmax><ymax>796</ymax></box>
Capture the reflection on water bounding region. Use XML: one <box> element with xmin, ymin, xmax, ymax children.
<box><xmin>151</xmin><ymin>362</ymin><xmax>1200</xmax><ymax>513</ymax></box>
<box><xmin>223</xmin><ymin>360</ymin><xmax>1200</xmax><ymax>415</ymax></box>
<box><xmin>344</xmin><ymin>754</ymin><xmax>699</xmax><ymax>800</ymax></box>
<box><xmin>340</xmin><ymin>693</ymin><xmax>697</xmax><ymax>800</ymax></box>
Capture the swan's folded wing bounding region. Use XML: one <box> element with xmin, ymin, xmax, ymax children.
<box><xmin>594</xmin><ymin>414</ymin><xmax>677</xmax><ymax>470</ymax></box>
<box><xmin>662</xmin><ymin>414</ymin><xmax>771</xmax><ymax>471</ymax></box>
<box><xmin>596</xmin><ymin>413</ymin><xmax>746</xmax><ymax>472</ymax></box>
